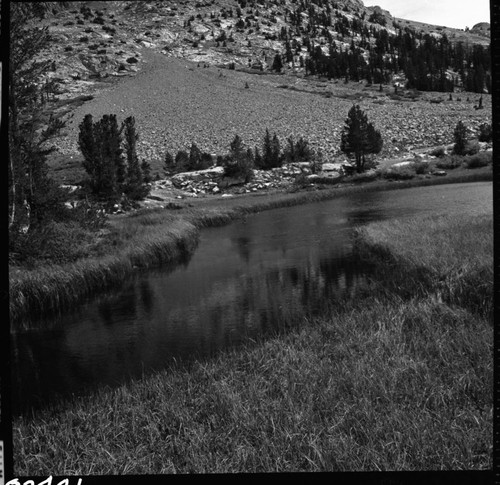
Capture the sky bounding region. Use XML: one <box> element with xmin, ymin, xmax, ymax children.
<box><xmin>365</xmin><ymin>0</ymin><xmax>491</xmax><ymax>30</ymax></box>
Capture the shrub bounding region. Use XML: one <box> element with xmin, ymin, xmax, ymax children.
<box><xmin>413</xmin><ymin>161</ymin><xmax>428</xmax><ymax>174</ymax></box>
<box><xmin>478</xmin><ymin>123</ymin><xmax>492</xmax><ymax>142</ymax></box>
<box><xmin>435</xmin><ymin>156</ymin><xmax>462</xmax><ymax>170</ymax></box>
<box><xmin>381</xmin><ymin>166</ymin><xmax>415</xmax><ymax>180</ymax></box>
<box><xmin>464</xmin><ymin>152</ymin><xmax>492</xmax><ymax>169</ymax></box>
<box><xmin>429</xmin><ymin>146</ymin><xmax>446</xmax><ymax>157</ymax></box>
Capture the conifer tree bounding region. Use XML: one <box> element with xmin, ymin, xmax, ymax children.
<box><xmin>78</xmin><ymin>114</ymin><xmax>123</xmax><ymax>199</ymax></box>
<box><xmin>175</xmin><ymin>150</ymin><xmax>189</xmax><ymax>172</ymax></box>
<box><xmin>164</xmin><ymin>150</ymin><xmax>175</xmax><ymax>174</ymax></box>
<box><xmin>188</xmin><ymin>142</ymin><xmax>203</xmax><ymax>171</ymax></box>
<box><xmin>9</xmin><ymin>3</ymin><xmax>68</xmax><ymax>231</ymax></box>
<box><xmin>453</xmin><ymin>120</ymin><xmax>467</xmax><ymax>155</ymax></box>
<box><xmin>272</xmin><ymin>53</ymin><xmax>283</xmax><ymax>72</ymax></box>
<box><xmin>122</xmin><ymin>116</ymin><xmax>149</xmax><ymax>200</ymax></box>
<box><xmin>340</xmin><ymin>105</ymin><xmax>383</xmax><ymax>173</ymax></box>
<box><xmin>223</xmin><ymin>134</ymin><xmax>254</xmax><ymax>180</ymax></box>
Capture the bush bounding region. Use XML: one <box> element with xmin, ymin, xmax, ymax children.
<box><xmin>429</xmin><ymin>146</ymin><xmax>446</xmax><ymax>157</ymax></box>
<box><xmin>413</xmin><ymin>161</ymin><xmax>428</xmax><ymax>174</ymax></box>
<box><xmin>381</xmin><ymin>166</ymin><xmax>415</xmax><ymax>180</ymax></box>
<box><xmin>464</xmin><ymin>141</ymin><xmax>480</xmax><ymax>156</ymax></box>
<box><xmin>478</xmin><ymin>123</ymin><xmax>492</xmax><ymax>142</ymax></box>
<box><xmin>435</xmin><ymin>155</ymin><xmax>462</xmax><ymax>170</ymax></box>
<box><xmin>464</xmin><ymin>152</ymin><xmax>492</xmax><ymax>169</ymax></box>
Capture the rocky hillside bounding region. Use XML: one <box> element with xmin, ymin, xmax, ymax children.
<box><xmin>35</xmin><ymin>0</ymin><xmax>490</xmax><ymax>93</ymax></box>
<box><xmin>20</xmin><ymin>1</ymin><xmax>491</xmax><ymax>183</ymax></box>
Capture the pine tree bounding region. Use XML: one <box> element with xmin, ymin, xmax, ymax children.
<box><xmin>223</xmin><ymin>134</ymin><xmax>254</xmax><ymax>181</ymax></box>
<box><xmin>164</xmin><ymin>150</ymin><xmax>175</xmax><ymax>174</ymax></box>
<box><xmin>122</xmin><ymin>116</ymin><xmax>149</xmax><ymax>200</ymax></box>
<box><xmin>78</xmin><ymin>114</ymin><xmax>123</xmax><ymax>199</ymax></box>
<box><xmin>254</xmin><ymin>146</ymin><xmax>263</xmax><ymax>169</ymax></box>
<box><xmin>272</xmin><ymin>53</ymin><xmax>283</xmax><ymax>72</ymax></box>
<box><xmin>453</xmin><ymin>120</ymin><xmax>467</xmax><ymax>155</ymax></box>
<box><xmin>340</xmin><ymin>105</ymin><xmax>383</xmax><ymax>173</ymax></box>
<box><xmin>9</xmin><ymin>3</ymin><xmax>67</xmax><ymax>231</ymax></box>
<box><xmin>175</xmin><ymin>150</ymin><xmax>189</xmax><ymax>172</ymax></box>
<box><xmin>188</xmin><ymin>142</ymin><xmax>203</xmax><ymax>171</ymax></box>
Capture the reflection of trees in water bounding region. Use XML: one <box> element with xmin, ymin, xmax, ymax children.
<box><xmin>231</xmin><ymin>236</ymin><xmax>252</xmax><ymax>263</ymax></box>
<box><xmin>139</xmin><ymin>280</ymin><xmax>154</xmax><ymax>317</ymax></box>
<box><xmin>97</xmin><ymin>281</ymin><xmax>138</xmax><ymax>325</ymax></box>
<box><xmin>196</xmin><ymin>251</ymin><xmax>369</xmax><ymax>341</ymax></box>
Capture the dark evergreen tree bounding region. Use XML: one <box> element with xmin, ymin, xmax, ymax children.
<box><xmin>188</xmin><ymin>142</ymin><xmax>203</xmax><ymax>171</ymax></box>
<box><xmin>175</xmin><ymin>150</ymin><xmax>189</xmax><ymax>172</ymax></box>
<box><xmin>122</xmin><ymin>116</ymin><xmax>149</xmax><ymax>200</ymax></box>
<box><xmin>272</xmin><ymin>53</ymin><xmax>283</xmax><ymax>72</ymax></box>
<box><xmin>340</xmin><ymin>105</ymin><xmax>383</xmax><ymax>173</ymax></box>
<box><xmin>164</xmin><ymin>150</ymin><xmax>175</xmax><ymax>174</ymax></box>
<box><xmin>9</xmin><ymin>3</ymin><xmax>68</xmax><ymax>232</ymax></box>
<box><xmin>223</xmin><ymin>134</ymin><xmax>254</xmax><ymax>180</ymax></box>
<box><xmin>78</xmin><ymin>114</ymin><xmax>123</xmax><ymax>199</ymax></box>
<box><xmin>453</xmin><ymin>120</ymin><xmax>467</xmax><ymax>155</ymax></box>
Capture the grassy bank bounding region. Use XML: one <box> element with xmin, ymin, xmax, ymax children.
<box><xmin>9</xmin><ymin>169</ymin><xmax>491</xmax><ymax>326</ymax></box>
<box><xmin>354</xmin><ymin>213</ymin><xmax>493</xmax><ymax>318</ymax></box>
<box><xmin>9</xmin><ymin>216</ymin><xmax>199</xmax><ymax>328</ymax></box>
<box><xmin>13</xmin><ymin>208</ymin><xmax>493</xmax><ymax>474</ymax></box>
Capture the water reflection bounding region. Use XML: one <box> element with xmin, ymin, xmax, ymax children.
<box><xmin>11</xmin><ymin>182</ymin><xmax>492</xmax><ymax>416</ymax></box>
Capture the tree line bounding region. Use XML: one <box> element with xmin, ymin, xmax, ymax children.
<box><xmin>276</xmin><ymin>0</ymin><xmax>491</xmax><ymax>93</ymax></box>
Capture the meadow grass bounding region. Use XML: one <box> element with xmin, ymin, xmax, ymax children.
<box><xmin>354</xmin><ymin>213</ymin><xmax>493</xmax><ymax>318</ymax></box>
<box><xmin>13</xmin><ymin>206</ymin><xmax>493</xmax><ymax>474</ymax></box>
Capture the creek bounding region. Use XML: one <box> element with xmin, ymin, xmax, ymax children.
<box><xmin>11</xmin><ymin>182</ymin><xmax>492</xmax><ymax>416</ymax></box>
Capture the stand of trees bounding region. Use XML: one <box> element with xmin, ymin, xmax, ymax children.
<box><xmin>280</xmin><ymin>0</ymin><xmax>490</xmax><ymax>93</ymax></box>
<box><xmin>78</xmin><ymin>114</ymin><xmax>151</xmax><ymax>201</ymax></box>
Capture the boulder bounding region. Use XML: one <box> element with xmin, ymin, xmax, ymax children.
<box><xmin>321</xmin><ymin>162</ymin><xmax>343</xmax><ymax>172</ymax></box>
<box><xmin>218</xmin><ymin>175</ymin><xmax>247</xmax><ymax>188</ymax></box>
<box><xmin>319</xmin><ymin>171</ymin><xmax>342</xmax><ymax>181</ymax></box>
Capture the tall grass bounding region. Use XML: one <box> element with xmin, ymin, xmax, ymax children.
<box><xmin>354</xmin><ymin>213</ymin><xmax>493</xmax><ymax>318</ymax></box>
<box><xmin>10</xmin><ymin>217</ymin><xmax>199</xmax><ymax>327</ymax></box>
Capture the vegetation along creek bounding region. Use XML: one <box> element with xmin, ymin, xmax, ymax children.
<box><xmin>11</xmin><ymin>181</ymin><xmax>492</xmax><ymax>417</ymax></box>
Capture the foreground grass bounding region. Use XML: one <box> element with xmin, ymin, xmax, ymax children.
<box><xmin>13</xmin><ymin>294</ymin><xmax>492</xmax><ymax>474</ymax></box>
<box><xmin>13</xmin><ymin>211</ymin><xmax>493</xmax><ymax>474</ymax></box>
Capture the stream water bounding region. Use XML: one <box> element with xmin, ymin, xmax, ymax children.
<box><xmin>11</xmin><ymin>182</ymin><xmax>492</xmax><ymax>416</ymax></box>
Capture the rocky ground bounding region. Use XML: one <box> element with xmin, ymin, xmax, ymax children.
<box><xmin>49</xmin><ymin>46</ymin><xmax>492</xmax><ymax>184</ymax></box>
